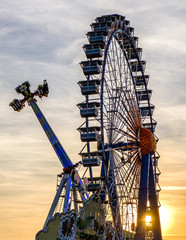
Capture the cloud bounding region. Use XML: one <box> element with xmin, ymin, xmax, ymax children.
<box><xmin>162</xmin><ymin>186</ymin><xmax>186</xmax><ymax>191</ymax></box>
<box><xmin>0</xmin><ymin>1</ymin><xmax>186</xmax><ymax>239</ymax></box>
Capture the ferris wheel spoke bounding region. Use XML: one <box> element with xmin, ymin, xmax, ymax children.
<box><xmin>104</xmin><ymin>101</ymin><xmax>128</xmax><ymax>143</ymax></box>
<box><xmin>126</xmin><ymin>158</ymin><xmax>139</xmax><ymax>184</ymax></box>
<box><xmin>106</xmin><ymin>51</ymin><xmax>117</xmax><ymax>87</ymax></box>
<box><xmin>113</xmin><ymin>39</ymin><xmax>123</xmax><ymax>89</ymax></box>
<box><xmin>129</xmin><ymin>165</ymin><xmax>140</xmax><ymax>194</ymax></box>
<box><xmin>119</xmin><ymin>112</ymin><xmax>137</xmax><ymax>136</ymax></box>
<box><xmin>120</xmin><ymin>157</ymin><xmax>139</xmax><ymax>190</ymax></box>
<box><xmin>121</xmin><ymin>99</ymin><xmax>140</xmax><ymax>133</ymax></box>
<box><xmin>115</xmin><ymin>92</ymin><xmax>138</xmax><ymax>133</ymax></box>
<box><xmin>111</xmin><ymin>150</ymin><xmax>139</xmax><ymax>197</ymax></box>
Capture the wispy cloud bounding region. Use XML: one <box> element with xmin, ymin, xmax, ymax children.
<box><xmin>161</xmin><ymin>186</ymin><xmax>186</xmax><ymax>191</ymax></box>
<box><xmin>0</xmin><ymin>0</ymin><xmax>186</xmax><ymax>239</ymax></box>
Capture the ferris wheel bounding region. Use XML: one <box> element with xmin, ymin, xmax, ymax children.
<box><xmin>10</xmin><ymin>14</ymin><xmax>162</xmax><ymax>240</ymax></box>
<box><xmin>77</xmin><ymin>14</ymin><xmax>161</xmax><ymax>239</ymax></box>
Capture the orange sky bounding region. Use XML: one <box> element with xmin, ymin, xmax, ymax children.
<box><xmin>0</xmin><ymin>0</ymin><xmax>186</xmax><ymax>240</ymax></box>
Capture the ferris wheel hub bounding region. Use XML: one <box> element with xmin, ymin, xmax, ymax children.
<box><xmin>139</xmin><ymin>127</ymin><xmax>156</xmax><ymax>156</ymax></box>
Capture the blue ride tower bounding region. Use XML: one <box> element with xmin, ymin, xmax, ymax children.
<box><xmin>9</xmin><ymin>80</ymin><xmax>89</xmax><ymax>230</ymax></box>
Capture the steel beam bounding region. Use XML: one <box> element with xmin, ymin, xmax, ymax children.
<box><xmin>107</xmin><ymin>151</ymin><xmax>122</xmax><ymax>239</ymax></box>
<box><xmin>149</xmin><ymin>156</ymin><xmax>162</xmax><ymax>240</ymax></box>
<box><xmin>135</xmin><ymin>153</ymin><xmax>150</xmax><ymax>240</ymax></box>
<box><xmin>43</xmin><ymin>174</ymin><xmax>67</xmax><ymax>229</ymax></box>
<box><xmin>63</xmin><ymin>175</ymin><xmax>72</xmax><ymax>213</ymax></box>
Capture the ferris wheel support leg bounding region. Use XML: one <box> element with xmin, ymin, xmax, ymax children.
<box><xmin>107</xmin><ymin>151</ymin><xmax>123</xmax><ymax>239</ymax></box>
<box><xmin>135</xmin><ymin>153</ymin><xmax>150</xmax><ymax>240</ymax></box>
<box><xmin>100</xmin><ymin>154</ymin><xmax>109</xmax><ymax>201</ymax></box>
<box><xmin>149</xmin><ymin>156</ymin><xmax>162</xmax><ymax>240</ymax></box>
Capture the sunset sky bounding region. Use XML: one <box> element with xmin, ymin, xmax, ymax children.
<box><xmin>0</xmin><ymin>0</ymin><xmax>186</xmax><ymax>239</ymax></box>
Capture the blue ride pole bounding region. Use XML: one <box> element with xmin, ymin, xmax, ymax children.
<box><xmin>28</xmin><ymin>98</ymin><xmax>73</xmax><ymax>168</ymax></box>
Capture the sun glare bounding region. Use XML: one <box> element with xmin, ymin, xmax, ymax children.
<box><xmin>159</xmin><ymin>203</ymin><xmax>172</xmax><ymax>234</ymax></box>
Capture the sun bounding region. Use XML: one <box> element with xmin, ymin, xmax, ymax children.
<box><xmin>145</xmin><ymin>215</ymin><xmax>152</xmax><ymax>225</ymax></box>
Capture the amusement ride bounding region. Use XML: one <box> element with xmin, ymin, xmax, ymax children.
<box><xmin>10</xmin><ymin>14</ymin><xmax>162</xmax><ymax>240</ymax></box>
